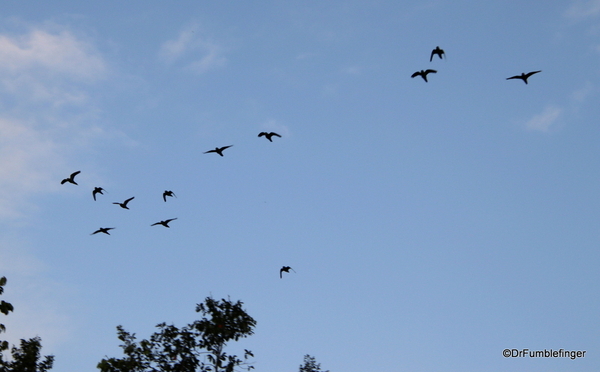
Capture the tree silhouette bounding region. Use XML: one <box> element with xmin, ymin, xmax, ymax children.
<box><xmin>0</xmin><ymin>277</ymin><xmax>14</xmax><ymax>352</ymax></box>
<box><xmin>299</xmin><ymin>355</ymin><xmax>329</xmax><ymax>372</ymax></box>
<box><xmin>0</xmin><ymin>277</ymin><xmax>54</xmax><ymax>372</ymax></box>
<box><xmin>98</xmin><ymin>297</ymin><xmax>256</xmax><ymax>372</ymax></box>
<box><xmin>0</xmin><ymin>337</ymin><xmax>54</xmax><ymax>372</ymax></box>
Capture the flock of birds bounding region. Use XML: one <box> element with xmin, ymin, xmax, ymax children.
<box><xmin>61</xmin><ymin>46</ymin><xmax>540</xmax><ymax>279</ymax></box>
<box><xmin>411</xmin><ymin>46</ymin><xmax>541</xmax><ymax>84</ymax></box>
<box><xmin>62</xmin><ymin>131</ymin><xmax>297</xmax><ymax>278</ymax></box>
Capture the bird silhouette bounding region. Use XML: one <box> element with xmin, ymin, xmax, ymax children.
<box><xmin>204</xmin><ymin>145</ymin><xmax>233</xmax><ymax>156</ymax></box>
<box><xmin>411</xmin><ymin>69</ymin><xmax>437</xmax><ymax>82</ymax></box>
<box><xmin>91</xmin><ymin>227</ymin><xmax>115</xmax><ymax>235</ymax></box>
<box><xmin>92</xmin><ymin>187</ymin><xmax>105</xmax><ymax>201</ymax></box>
<box><xmin>506</xmin><ymin>70</ymin><xmax>541</xmax><ymax>84</ymax></box>
<box><xmin>113</xmin><ymin>197</ymin><xmax>134</xmax><ymax>209</ymax></box>
<box><xmin>151</xmin><ymin>218</ymin><xmax>177</xmax><ymax>228</ymax></box>
<box><xmin>430</xmin><ymin>46</ymin><xmax>445</xmax><ymax>62</ymax></box>
<box><xmin>258</xmin><ymin>132</ymin><xmax>281</xmax><ymax>142</ymax></box>
<box><xmin>61</xmin><ymin>171</ymin><xmax>81</xmax><ymax>185</ymax></box>
<box><xmin>163</xmin><ymin>190</ymin><xmax>176</xmax><ymax>202</ymax></box>
<box><xmin>244</xmin><ymin>349</ymin><xmax>254</xmax><ymax>359</ymax></box>
<box><xmin>280</xmin><ymin>266</ymin><xmax>296</xmax><ymax>278</ymax></box>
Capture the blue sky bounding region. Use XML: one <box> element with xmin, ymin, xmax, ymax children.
<box><xmin>0</xmin><ymin>1</ymin><xmax>599</xmax><ymax>371</ymax></box>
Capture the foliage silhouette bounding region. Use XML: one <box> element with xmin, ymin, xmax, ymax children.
<box><xmin>0</xmin><ymin>337</ymin><xmax>54</xmax><ymax>372</ymax></box>
<box><xmin>299</xmin><ymin>355</ymin><xmax>329</xmax><ymax>372</ymax></box>
<box><xmin>0</xmin><ymin>277</ymin><xmax>54</xmax><ymax>371</ymax></box>
<box><xmin>98</xmin><ymin>297</ymin><xmax>256</xmax><ymax>372</ymax></box>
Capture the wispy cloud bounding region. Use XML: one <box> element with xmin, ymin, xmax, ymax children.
<box><xmin>565</xmin><ymin>0</ymin><xmax>600</xmax><ymax>19</ymax></box>
<box><xmin>0</xmin><ymin>26</ymin><xmax>110</xmax><ymax>220</ymax></box>
<box><xmin>525</xmin><ymin>106</ymin><xmax>562</xmax><ymax>132</ymax></box>
<box><xmin>0</xmin><ymin>28</ymin><xmax>107</xmax><ymax>107</ymax></box>
<box><xmin>159</xmin><ymin>25</ymin><xmax>226</xmax><ymax>74</ymax></box>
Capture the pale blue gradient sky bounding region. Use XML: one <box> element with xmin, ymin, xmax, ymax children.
<box><xmin>1</xmin><ymin>1</ymin><xmax>599</xmax><ymax>371</ymax></box>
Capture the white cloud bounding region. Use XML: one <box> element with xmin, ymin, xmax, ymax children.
<box><xmin>0</xmin><ymin>30</ymin><xmax>106</xmax><ymax>81</ymax></box>
<box><xmin>0</xmin><ymin>26</ymin><xmax>110</xmax><ymax>220</ymax></box>
<box><xmin>0</xmin><ymin>28</ymin><xmax>107</xmax><ymax>107</ymax></box>
<box><xmin>565</xmin><ymin>0</ymin><xmax>600</xmax><ymax>19</ymax></box>
<box><xmin>159</xmin><ymin>25</ymin><xmax>227</xmax><ymax>74</ymax></box>
<box><xmin>525</xmin><ymin>106</ymin><xmax>562</xmax><ymax>132</ymax></box>
<box><xmin>0</xmin><ymin>118</ymin><xmax>65</xmax><ymax>219</ymax></box>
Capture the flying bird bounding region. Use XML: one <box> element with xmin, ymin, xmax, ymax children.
<box><xmin>258</xmin><ymin>132</ymin><xmax>281</xmax><ymax>142</ymax></box>
<box><xmin>430</xmin><ymin>46</ymin><xmax>445</xmax><ymax>62</ymax></box>
<box><xmin>411</xmin><ymin>69</ymin><xmax>437</xmax><ymax>82</ymax></box>
<box><xmin>61</xmin><ymin>171</ymin><xmax>81</xmax><ymax>185</ymax></box>
<box><xmin>113</xmin><ymin>197</ymin><xmax>135</xmax><ymax>209</ymax></box>
<box><xmin>506</xmin><ymin>70</ymin><xmax>541</xmax><ymax>84</ymax></box>
<box><xmin>163</xmin><ymin>190</ymin><xmax>176</xmax><ymax>202</ymax></box>
<box><xmin>91</xmin><ymin>227</ymin><xmax>115</xmax><ymax>235</ymax></box>
<box><xmin>280</xmin><ymin>266</ymin><xmax>296</xmax><ymax>278</ymax></box>
<box><xmin>204</xmin><ymin>145</ymin><xmax>233</xmax><ymax>156</ymax></box>
<box><xmin>151</xmin><ymin>218</ymin><xmax>178</xmax><ymax>228</ymax></box>
<box><xmin>92</xmin><ymin>187</ymin><xmax>106</xmax><ymax>201</ymax></box>
<box><xmin>244</xmin><ymin>349</ymin><xmax>254</xmax><ymax>359</ymax></box>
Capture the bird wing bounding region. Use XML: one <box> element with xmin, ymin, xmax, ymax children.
<box><xmin>411</xmin><ymin>71</ymin><xmax>420</xmax><ymax>78</ymax></box>
<box><xmin>163</xmin><ymin>193</ymin><xmax>166</xmax><ymax>202</ymax></box>
<box><xmin>61</xmin><ymin>179</ymin><xmax>68</xmax><ymax>184</ymax></box>
<box><xmin>280</xmin><ymin>269</ymin><xmax>283</xmax><ymax>278</ymax></box>
<box><xmin>70</xmin><ymin>171</ymin><xmax>81</xmax><ymax>179</ymax></box>
<box><xmin>430</xmin><ymin>50</ymin><xmax>435</xmax><ymax>62</ymax></box>
<box><xmin>258</xmin><ymin>132</ymin><xmax>266</xmax><ymax>137</ymax></box>
<box><xmin>525</xmin><ymin>70</ymin><xmax>541</xmax><ymax>78</ymax></box>
<box><xmin>220</xmin><ymin>145</ymin><xmax>233</xmax><ymax>151</ymax></box>
<box><xmin>91</xmin><ymin>230</ymin><xmax>100</xmax><ymax>235</ymax></box>
<box><xmin>204</xmin><ymin>149</ymin><xmax>217</xmax><ymax>154</ymax></box>
<box><xmin>271</xmin><ymin>132</ymin><xmax>281</xmax><ymax>137</ymax></box>
<box><xmin>123</xmin><ymin>197</ymin><xmax>135</xmax><ymax>205</ymax></box>
<box><xmin>290</xmin><ymin>267</ymin><xmax>296</xmax><ymax>273</ymax></box>
<box><xmin>165</xmin><ymin>218</ymin><xmax>177</xmax><ymax>223</ymax></box>
<box><xmin>151</xmin><ymin>222</ymin><xmax>161</xmax><ymax>226</ymax></box>
<box><xmin>425</xmin><ymin>69</ymin><xmax>437</xmax><ymax>74</ymax></box>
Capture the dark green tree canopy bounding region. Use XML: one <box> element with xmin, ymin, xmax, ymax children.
<box><xmin>98</xmin><ymin>297</ymin><xmax>256</xmax><ymax>372</ymax></box>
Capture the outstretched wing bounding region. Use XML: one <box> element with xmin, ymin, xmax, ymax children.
<box><xmin>525</xmin><ymin>70</ymin><xmax>541</xmax><ymax>78</ymax></box>
<box><xmin>70</xmin><ymin>171</ymin><xmax>81</xmax><ymax>179</ymax></box>
<box><xmin>123</xmin><ymin>197</ymin><xmax>135</xmax><ymax>206</ymax></box>
<box><xmin>506</xmin><ymin>75</ymin><xmax>521</xmax><ymax>80</ymax></box>
<box><xmin>220</xmin><ymin>145</ymin><xmax>233</xmax><ymax>151</ymax></box>
<box><xmin>258</xmin><ymin>132</ymin><xmax>266</xmax><ymax>137</ymax></box>
<box><xmin>425</xmin><ymin>69</ymin><xmax>437</xmax><ymax>74</ymax></box>
<box><xmin>411</xmin><ymin>71</ymin><xmax>420</xmax><ymax>78</ymax></box>
<box><xmin>151</xmin><ymin>222</ymin><xmax>161</xmax><ymax>226</ymax></box>
<box><xmin>430</xmin><ymin>50</ymin><xmax>435</xmax><ymax>62</ymax></box>
<box><xmin>280</xmin><ymin>268</ymin><xmax>283</xmax><ymax>278</ymax></box>
<box><xmin>163</xmin><ymin>192</ymin><xmax>167</xmax><ymax>202</ymax></box>
<box><xmin>270</xmin><ymin>132</ymin><xmax>281</xmax><ymax>137</ymax></box>
<box><xmin>165</xmin><ymin>218</ymin><xmax>178</xmax><ymax>223</ymax></box>
<box><xmin>204</xmin><ymin>149</ymin><xmax>217</xmax><ymax>154</ymax></box>
<box><xmin>61</xmin><ymin>178</ymin><xmax>68</xmax><ymax>184</ymax></box>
